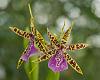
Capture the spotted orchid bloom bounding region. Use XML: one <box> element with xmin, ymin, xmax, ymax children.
<box><xmin>9</xmin><ymin>4</ymin><xmax>55</xmax><ymax>69</ymax></box>
<box><xmin>9</xmin><ymin>25</ymin><xmax>38</xmax><ymax>69</ymax></box>
<box><xmin>9</xmin><ymin>4</ymin><xmax>40</xmax><ymax>69</ymax></box>
<box><xmin>33</xmin><ymin>22</ymin><xmax>88</xmax><ymax>75</ymax></box>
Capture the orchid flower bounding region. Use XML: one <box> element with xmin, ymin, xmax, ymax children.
<box><xmin>33</xmin><ymin>22</ymin><xmax>88</xmax><ymax>75</ymax></box>
<box><xmin>9</xmin><ymin>4</ymin><xmax>40</xmax><ymax>69</ymax></box>
<box><xmin>9</xmin><ymin>26</ymin><xmax>38</xmax><ymax>69</ymax></box>
<box><xmin>9</xmin><ymin>4</ymin><xmax>53</xmax><ymax>69</ymax></box>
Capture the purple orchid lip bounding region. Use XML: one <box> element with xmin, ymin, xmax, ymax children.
<box><xmin>48</xmin><ymin>50</ymin><xmax>68</xmax><ymax>72</ymax></box>
<box><xmin>20</xmin><ymin>34</ymin><xmax>38</xmax><ymax>62</ymax></box>
<box><xmin>20</xmin><ymin>44</ymin><xmax>38</xmax><ymax>61</ymax></box>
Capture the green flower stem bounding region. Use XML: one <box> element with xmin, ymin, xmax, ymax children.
<box><xmin>23</xmin><ymin>28</ymin><xmax>39</xmax><ymax>80</ymax></box>
<box><xmin>46</xmin><ymin>69</ymin><xmax>60</xmax><ymax>80</ymax></box>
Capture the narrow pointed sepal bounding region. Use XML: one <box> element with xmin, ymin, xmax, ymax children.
<box><xmin>64</xmin><ymin>53</ymin><xmax>83</xmax><ymax>75</ymax></box>
<box><xmin>35</xmin><ymin>30</ymin><xmax>48</xmax><ymax>54</ymax></box>
<box><xmin>47</xmin><ymin>28</ymin><xmax>60</xmax><ymax>47</ymax></box>
<box><xmin>9</xmin><ymin>27</ymin><xmax>30</xmax><ymax>39</ymax></box>
<box><xmin>61</xmin><ymin>21</ymin><xmax>74</xmax><ymax>44</ymax></box>
<box><xmin>66</xmin><ymin>43</ymin><xmax>89</xmax><ymax>51</ymax></box>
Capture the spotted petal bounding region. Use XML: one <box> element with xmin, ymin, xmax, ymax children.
<box><xmin>64</xmin><ymin>52</ymin><xmax>83</xmax><ymax>75</ymax></box>
<box><xmin>47</xmin><ymin>28</ymin><xmax>60</xmax><ymax>47</ymax></box>
<box><xmin>61</xmin><ymin>21</ymin><xmax>74</xmax><ymax>44</ymax></box>
<box><xmin>66</xmin><ymin>43</ymin><xmax>88</xmax><ymax>51</ymax></box>
<box><xmin>48</xmin><ymin>50</ymin><xmax>68</xmax><ymax>72</ymax></box>
<box><xmin>9</xmin><ymin>27</ymin><xmax>30</xmax><ymax>40</ymax></box>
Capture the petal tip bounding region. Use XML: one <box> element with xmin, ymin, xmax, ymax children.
<box><xmin>79</xmin><ymin>70</ymin><xmax>83</xmax><ymax>75</ymax></box>
<box><xmin>17</xmin><ymin>59</ymin><xmax>24</xmax><ymax>69</ymax></box>
<box><xmin>9</xmin><ymin>27</ymin><xmax>13</xmax><ymax>30</ymax></box>
<box><xmin>85</xmin><ymin>44</ymin><xmax>89</xmax><ymax>47</ymax></box>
